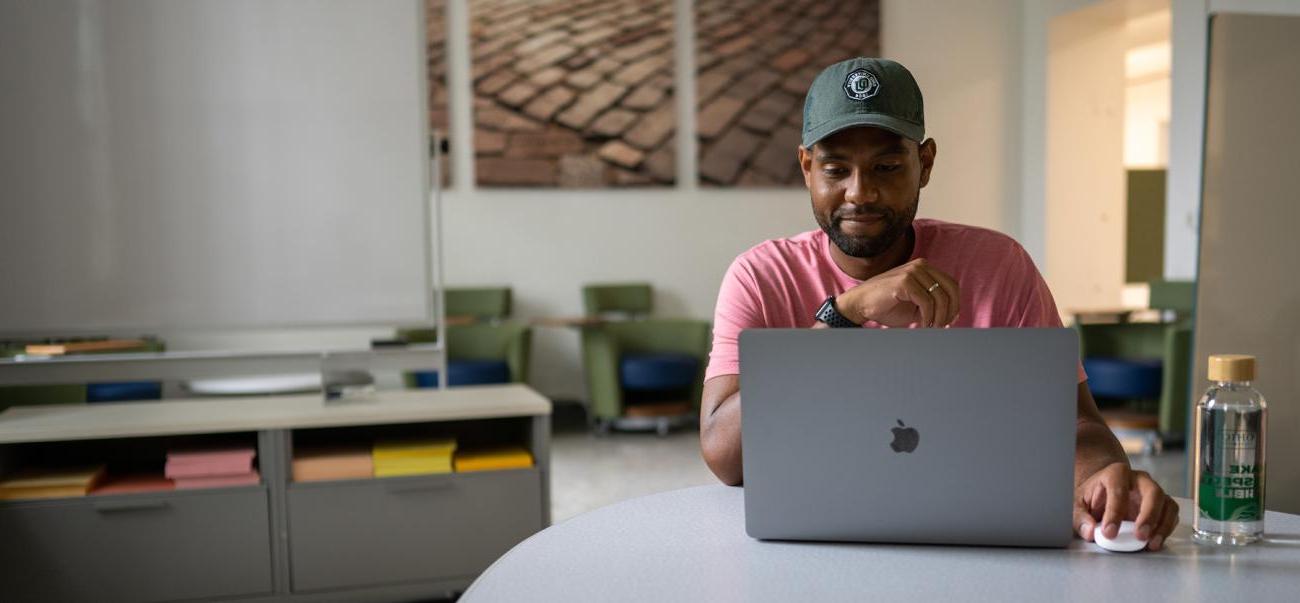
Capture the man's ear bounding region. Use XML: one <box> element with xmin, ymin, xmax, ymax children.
<box><xmin>798</xmin><ymin>145</ymin><xmax>813</xmax><ymax>189</ymax></box>
<box><xmin>918</xmin><ymin>138</ymin><xmax>937</xmax><ymax>188</ymax></box>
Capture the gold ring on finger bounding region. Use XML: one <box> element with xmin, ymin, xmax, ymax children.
<box><xmin>927</xmin><ymin>282</ymin><xmax>941</xmax><ymax>293</ymax></box>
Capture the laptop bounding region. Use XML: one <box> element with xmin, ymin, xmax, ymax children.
<box><xmin>739</xmin><ymin>328</ymin><xmax>1078</xmax><ymax>547</ymax></box>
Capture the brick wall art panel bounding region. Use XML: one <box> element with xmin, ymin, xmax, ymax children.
<box><xmin>427</xmin><ymin>0</ymin><xmax>451</xmax><ymax>186</ymax></box>
<box><xmin>470</xmin><ymin>0</ymin><xmax>676</xmax><ymax>188</ymax></box>
<box><xmin>696</xmin><ymin>0</ymin><xmax>880</xmax><ymax>187</ymax></box>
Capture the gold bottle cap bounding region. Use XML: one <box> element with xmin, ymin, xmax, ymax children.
<box><xmin>1209</xmin><ymin>354</ymin><xmax>1256</xmax><ymax>382</ymax></box>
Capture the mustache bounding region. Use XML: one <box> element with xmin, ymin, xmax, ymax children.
<box><xmin>833</xmin><ymin>208</ymin><xmax>893</xmax><ymax>222</ymax></box>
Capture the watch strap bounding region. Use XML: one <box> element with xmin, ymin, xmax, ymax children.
<box><xmin>815</xmin><ymin>296</ymin><xmax>858</xmax><ymax>328</ymax></box>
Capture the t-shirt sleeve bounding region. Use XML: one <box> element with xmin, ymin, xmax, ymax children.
<box><xmin>705</xmin><ymin>257</ymin><xmax>766</xmax><ymax>381</ymax></box>
<box><xmin>1006</xmin><ymin>244</ymin><xmax>1088</xmax><ymax>383</ymax></box>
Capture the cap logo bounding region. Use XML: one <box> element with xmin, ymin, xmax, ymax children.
<box><xmin>843</xmin><ymin>68</ymin><xmax>880</xmax><ymax>101</ymax></box>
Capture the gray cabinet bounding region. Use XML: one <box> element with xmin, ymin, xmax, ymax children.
<box><xmin>0</xmin><ymin>385</ymin><xmax>551</xmax><ymax>602</ymax></box>
<box><xmin>0</xmin><ymin>487</ymin><xmax>273</xmax><ymax>603</ymax></box>
<box><xmin>287</xmin><ymin>469</ymin><xmax>542</xmax><ymax>591</ymax></box>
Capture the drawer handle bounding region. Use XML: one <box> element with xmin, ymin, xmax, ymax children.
<box><xmin>385</xmin><ymin>478</ymin><xmax>454</xmax><ymax>494</ymax></box>
<box><xmin>93</xmin><ymin>500</ymin><xmax>171</xmax><ymax>513</ymax></box>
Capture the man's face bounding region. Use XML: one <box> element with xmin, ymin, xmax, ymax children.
<box><xmin>799</xmin><ymin>127</ymin><xmax>936</xmax><ymax>258</ymax></box>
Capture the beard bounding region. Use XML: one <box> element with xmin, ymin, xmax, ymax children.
<box><xmin>815</xmin><ymin>194</ymin><xmax>919</xmax><ymax>258</ymax></box>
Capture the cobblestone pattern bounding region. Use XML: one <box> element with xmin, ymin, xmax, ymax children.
<box><xmin>426</xmin><ymin>0</ymin><xmax>451</xmax><ymax>186</ymax></box>
<box><xmin>470</xmin><ymin>0</ymin><xmax>676</xmax><ymax>187</ymax></box>
<box><xmin>696</xmin><ymin>0</ymin><xmax>880</xmax><ymax>187</ymax></box>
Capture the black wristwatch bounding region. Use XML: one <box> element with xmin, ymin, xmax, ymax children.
<box><xmin>815</xmin><ymin>296</ymin><xmax>858</xmax><ymax>328</ymax></box>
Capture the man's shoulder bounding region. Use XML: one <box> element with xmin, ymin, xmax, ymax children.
<box><xmin>916</xmin><ymin>218</ymin><xmax>1027</xmax><ymax>257</ymax></box>
<box><xmin>731</xmin><ymin>229</ymin><xmax>826</xmax><ymax>273</ymax></box>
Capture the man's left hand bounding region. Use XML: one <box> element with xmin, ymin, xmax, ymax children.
<box><xmin>1073</xmin><ymin>462</ymin><xmax>1180</xmax><ymax>551</ymax></box>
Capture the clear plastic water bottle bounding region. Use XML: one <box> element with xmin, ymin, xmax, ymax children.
<box><xmin>1193</xmin><ymin>354</ymin><xmax>1267</xmax><ymax>545</ymax></box>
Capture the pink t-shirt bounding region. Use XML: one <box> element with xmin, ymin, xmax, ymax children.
<box><xmin>706</xmin><ymin>218</ymin><xmax>1083</xmax><ymax>381</ymax></box>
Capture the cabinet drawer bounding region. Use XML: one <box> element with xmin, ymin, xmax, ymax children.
<box><xmin>287</xmin><ymin>468</ymin><xmax>542</xmax><ymax>592</ymax></box>
<box><xmin>0</xmin><ymin>487</ymin><xmax>273</xmax><ymax>603</ymax></box>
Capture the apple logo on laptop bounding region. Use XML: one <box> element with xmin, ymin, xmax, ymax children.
<box><xmin>890</xmin><ymin>420</ymin><xmax>919</xmax><ymax>453</ymax></box>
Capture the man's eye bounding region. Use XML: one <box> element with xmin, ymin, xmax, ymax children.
<box><xmin>875</xmin><ymin>164</ymin><xmax>902</xmax><ymax>173</ymax></box>
<box><xmin>822</xmin><ymin>166</ymin><xmax>848</xmax><ymax>176</ymax></box>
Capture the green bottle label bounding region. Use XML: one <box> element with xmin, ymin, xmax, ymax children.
<box><xmin>1198</xmin><ymin>463</ymin><xmax>1262</xmax><ymax>521</ymax></box>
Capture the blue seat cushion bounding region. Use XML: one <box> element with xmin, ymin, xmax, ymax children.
<box><xmin>413</xmin><ymin>359</ymin><xmax>510</xmax><ymax>388</ymax></box>
<box><xmin>620</xmin><ymin>353</ymin><xmax>698</xmax><ymax>392</ymax></box>
<box><xmin>1084</xmin><ymin>357</ymin><xmax>1163</xmax><ymax>400</ymax></box>
<box><xmin>86</xmin><ymin>381</ymin><xmax>163</xmax><ymax>403</ymax></box>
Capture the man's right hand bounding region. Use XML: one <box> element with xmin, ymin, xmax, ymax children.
<box><xmin>836</xmin><ymin>258</ymin><xmax>960</xmax><ymax>328</ymax></box>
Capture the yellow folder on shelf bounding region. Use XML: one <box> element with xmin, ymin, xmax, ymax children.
<box><xmin>454</xmin><ymin>446</ymin><xmax>534</xmax><ymax>472</ymax></box>
<box><xmin>372</xmin><ymin>438</ymin><xmax>456</xmax><ymax>460</ymax></box>
<box><xmin>0</xmin><ymin>466</ymin><xmax>106</xmax><ymax>501</ymax></box>
<box><xmin>373</xmin><ymin>458</ymin><xmax>453</xmax><ymax>478</ymax></box>
<box><xmin>372</xmin><ymin>438</ymin><xmax>455</xmax><ymax>477</ymax></box>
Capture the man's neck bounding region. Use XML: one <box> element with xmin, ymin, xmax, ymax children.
<box><xmin>828</xmin><ymin>223</ymin><xmax>916</xmax><ymax>281</ymax></box>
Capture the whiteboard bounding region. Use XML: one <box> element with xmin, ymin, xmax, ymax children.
<box><xmin>0</xmin><ymin>0</ymin><xmax>431</xmax><ymax>334</ymax></box>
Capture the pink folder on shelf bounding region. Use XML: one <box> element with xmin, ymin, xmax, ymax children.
<box><xmin>91</xmin><ymin>473</ymin><xmax>175</xmax><ymax>495</ymax></box>
<box><xmin>172</xmin><ymin>471</ymin><xmax>261</xmax><ymax>490</ymax></box>
<box><xmin>165</xmin><ymin>447</ymin><xmax>256</xmax><ymax>479</ymax></box>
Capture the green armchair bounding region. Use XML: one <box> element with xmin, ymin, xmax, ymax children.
<box><xmin>399</xmin><ymin>287</ymin><xmax>532</xmax><ymax>387</ymax></box>
<box><xmin>445</xmin><ymin>286</ymin><xmax>515</xmax><ymax>322</ymax></box>
<box><xmin>1075</xmin><ymin>280</ymin><xmax>1195</xmax><ymax>443</ymax></box>
<box><xmin>579</xmin><ymin>283</ymin><xmax>711</xmax><ymax>434</ymax></box>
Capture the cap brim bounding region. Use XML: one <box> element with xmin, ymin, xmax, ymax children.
<box><xmin>802</xmin><ymin>113</ymin><xmax>925</xmax><ymax>148</ymax></box>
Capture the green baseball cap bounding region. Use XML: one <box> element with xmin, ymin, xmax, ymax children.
<box><xmin>801</xmin><ymin>57</ymin><xmax>925</xmax><ymax>148</ymax></box>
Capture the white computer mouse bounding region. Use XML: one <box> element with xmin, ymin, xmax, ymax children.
<box><xmin>1093</xmin><ymin>520</ymin><xmax>1148</xmax><ymax>552</ymax></box>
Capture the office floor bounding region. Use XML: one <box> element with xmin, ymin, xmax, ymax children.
<box><xmin>549</xmin><ymin>406</ymin><xmax>1191</xmax><ymax>523</ymax></box>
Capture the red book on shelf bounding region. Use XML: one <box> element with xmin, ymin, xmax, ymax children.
<box><xmin>92</xmin><ymin>473</ymin><xmax>175</xmax><ymax>495</ymax></box>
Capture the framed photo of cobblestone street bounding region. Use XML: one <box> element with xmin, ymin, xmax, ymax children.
<box><xmin>696</xmin><ymin>0</ymin><xmax>880</xmax><ymax>187</ymax></box>
<box><xmin>470</xmin><ymin>0</ymin><xmax>676</xmax><ymax>187</ymax></box>
<box><xmin>427</xmin><ymin>0</ymin><xmax>451</xmax><ymax>186</ymax></box>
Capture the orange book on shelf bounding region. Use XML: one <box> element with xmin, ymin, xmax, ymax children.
<box><xmin>0</xmin><ymin>466</ymin><xmax>106</xmax><ymax>501</ymax></box>
<box><xmin>293</xmin><ymin>446</ymin><xmax>374</xmax><ymax>482</ymax></box>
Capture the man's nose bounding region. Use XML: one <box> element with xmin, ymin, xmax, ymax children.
<box><xmin>843</xmin><ymin>171</ymin><xmax>878</xmax><ymax>205</ymax></box>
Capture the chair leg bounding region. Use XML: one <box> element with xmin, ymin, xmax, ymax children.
<box><xmin>592</xmin><ymin>418</ymin><xmax>612</xmax><ymax>437</ymax></box>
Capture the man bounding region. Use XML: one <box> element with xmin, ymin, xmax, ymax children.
<box><xmin>699</xmin><ymin>58</ymin><xmax>1179</xmax><ymax>551</ymax></box>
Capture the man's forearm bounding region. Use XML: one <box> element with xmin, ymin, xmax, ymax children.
<box><xmin>1075</xmin><ymin>416</ymin><xmax>1128</xmax><ymax>487</ymax></box>
<box><xmin>1073</xmin><ymin>382</ymin><xmax>1128</xmax><ymax>487</ymax></box>
<box><xmin>701</xmin><ymin>390</ymin><xmax>744</xmax><ymax>486</ymax></box>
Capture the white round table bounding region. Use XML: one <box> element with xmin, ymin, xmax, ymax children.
<box><xmin>463</xmin><ymin>485</ymin><xmax>1300</xmax><ymax>602</ymax></box>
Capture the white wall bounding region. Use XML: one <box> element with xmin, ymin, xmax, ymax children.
<box><xmin>881</xmin><ymin>1</ymin><xmax>1025</xmax><ymax>234</ymax></box>
<box><xmin>1045</xmin><ymin>1</ymin><xmax>1129</xmax><ymax>314</ymax></box>
<box><xmin>434</xmin><ymin>0</ymin><xmax>1026</xmax><ymax>401</ymax></box>
<box><xmin>1019</xmin><ymin>0</ymin><xmax>1101</xmax><ymax>268</ymax></box>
